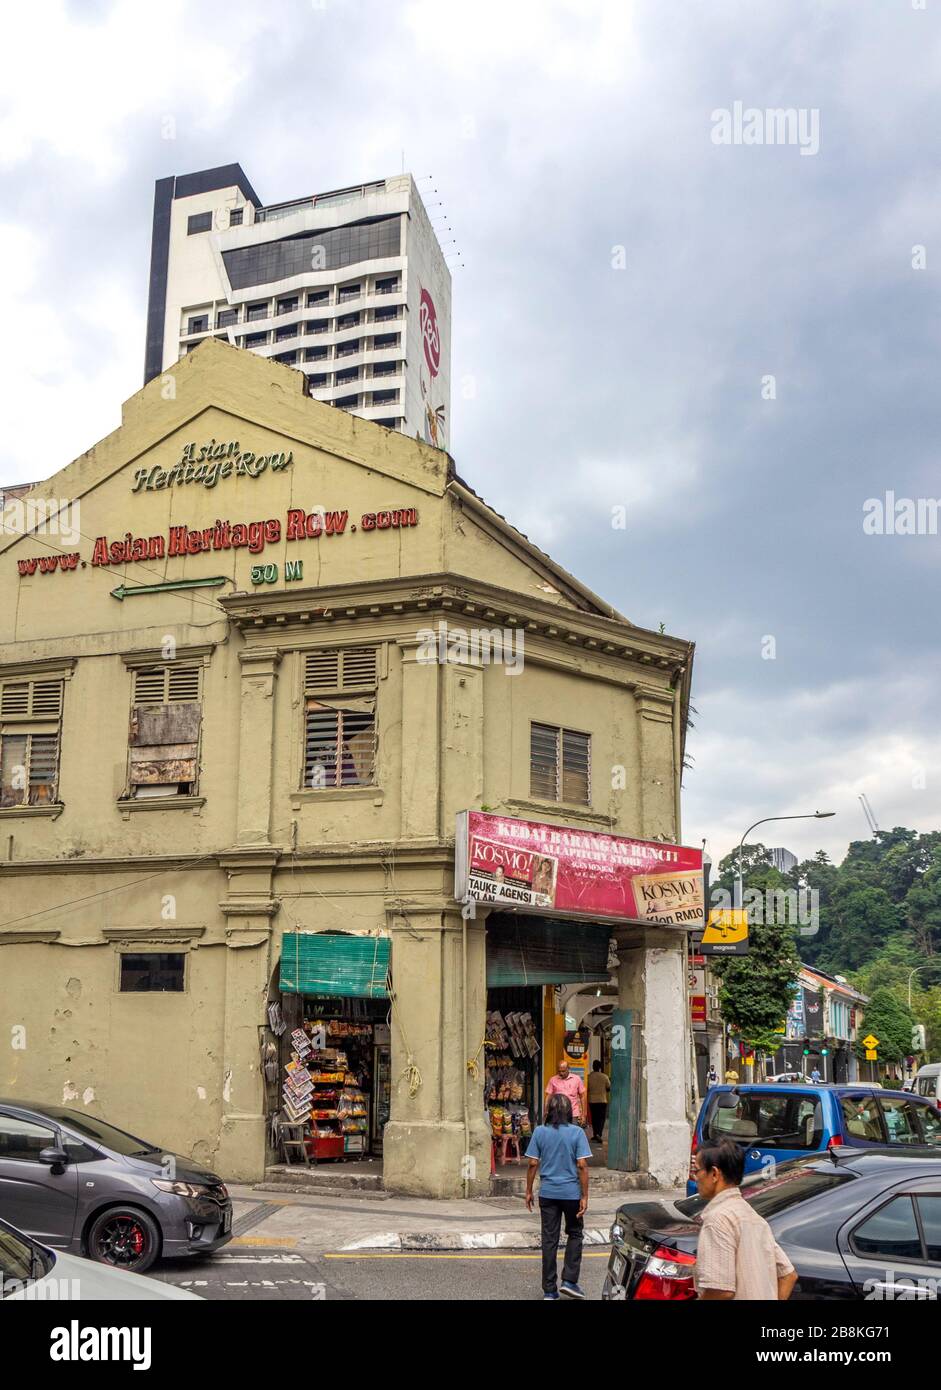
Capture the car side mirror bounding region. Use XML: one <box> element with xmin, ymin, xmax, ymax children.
<box><xmin>39</xmin><ymin>1146</ymin><xmax>68</xmax><ymax>1170</ymax></box>
<box><xmin>716</xmin><ymin>1093</ymin><xmax>739</xmax><ymax>1109</ymax></box>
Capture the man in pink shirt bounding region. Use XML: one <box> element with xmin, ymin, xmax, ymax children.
<box><xmin>545</xmin><ymin>1059</ymin><xmax>586</xmax><ymax>1125</ymax></box>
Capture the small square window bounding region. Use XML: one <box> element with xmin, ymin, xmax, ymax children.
<box><xmin>120</xmin><ymin>953</ymin><xmax>185</xmax><ymax>992</ymax></box>
<box><xmin>187</xmin><ymin>212</ymin><xmax>212</xmax><ymax>235</ymax></box>
<box><xmin>187</xmin><ymin>315</ymin><xmax>209</xmax><ymax>335</ymax></box>
<box><xmin>230</xmin><ymin>208</ymin><xmax>243</xmax><ymax>226</ymax></box>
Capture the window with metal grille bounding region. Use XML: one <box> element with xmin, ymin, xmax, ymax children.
<box><xmin>0</xmin><ymin>678</ymin><xmax>64</xmax><ymax>808</ymax></box>
<box><xmin>302</xmin><ymin>648</ymin><xmax>377</xmax><ymax>789</ymax></box>
<box><xmin>127</xmin><ymin>666</ymin><xmax>202</xmax><ymax>798</ymax></box>
<box><xmin>530</xmin><ymin>723</ymin><xmax>591</xmax><ymax>804</ymax></box>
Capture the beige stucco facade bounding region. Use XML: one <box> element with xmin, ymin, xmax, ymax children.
<box><xmin>0</xmin><ymin>340</ymin><xmax>695</xmax><ymax>1195</ymax></box>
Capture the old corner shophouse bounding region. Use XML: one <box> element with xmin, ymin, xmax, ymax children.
<box><xmin>0</xmin><ymin>339</ymin><xmax>696</xmax><ymax>1196</ymax></box>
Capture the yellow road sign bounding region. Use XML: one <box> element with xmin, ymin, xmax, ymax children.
<box><xmin>701</xmin><ymin>909</ymin><xmax>749</xmax><ymax>955</ymax></box>
<box><xmin>862</xmin><ymin>1033</ymin><xmax>879</xmax><ymax>1050</ymax></box>
<box><xmin>865</xmin><ymin>1048</ymin><xmax>877</xmax><ymax>1061</ymax></box>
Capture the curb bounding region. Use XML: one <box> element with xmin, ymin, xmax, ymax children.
<box><xmin>339</xmin><ymin>1228</ymin><xmax>611</xmax><ymax>1252</ymax></box>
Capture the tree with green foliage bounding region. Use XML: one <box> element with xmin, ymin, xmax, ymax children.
<box><xmin>816</xmin><ymin>881</ymin><xmax>900</xmax><ymax>974</ymax></box>
<box><xmin>854</xmin><ymin>988</ymin><xmax>914</xmax><ymax>1064</ymax></box>
<box><xmin>711</xmin><ymin>909</ymin><xmax>801</xmax><ymax>1054</ymax></box>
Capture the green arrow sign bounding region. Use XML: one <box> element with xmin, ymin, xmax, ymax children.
<box><xmin>110</xmin><ymin>577</ymin><xmax>228</xmax><ymax>601</ymax></box>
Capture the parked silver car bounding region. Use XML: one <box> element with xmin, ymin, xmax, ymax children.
<box><xmin>0</xmin><ymin>1100</ymin><xmax>232</xmax><ymax>1273</ymax></box>
<box><xmin>1</xmin><ymin>1215</ymin><xmax>201</xmax><ymax>1300</ymax></box>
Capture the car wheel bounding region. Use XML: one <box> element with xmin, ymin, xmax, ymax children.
<box><xmin>86</xmin><ymin>1207</ymin><xmax>161</xmax><ymax>1274</ymax></box>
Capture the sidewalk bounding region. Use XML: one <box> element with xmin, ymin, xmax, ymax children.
<box><xmin>224</xmin><ymin>1181</ymin><xmax>687</xmax><ymax>1254</ymax></box>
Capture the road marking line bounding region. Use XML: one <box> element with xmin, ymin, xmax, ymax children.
<box><xmin>231</xmin><ymin>1235</ymin><xmax>297</xmax><ymax>1247</ymax></box>
<box><xmin>323</xmin><ymin>1251</ymin><xmax>611</xmax><ymax>1260</ymax></box>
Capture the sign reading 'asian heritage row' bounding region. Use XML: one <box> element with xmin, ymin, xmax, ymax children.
<box><xmin>16</xmin><ymin>506</ymin><xmax>419</xmax><ymax>576</ymax></box>
<box><xmin>131</xmin><ymin>439</ymin><xmax>293</xmax><ymax>492</ymax></box>
<box><xmin>454</xmin><ymin>810</ymin><xmax>704</xmax><ymax>927</ymax></box>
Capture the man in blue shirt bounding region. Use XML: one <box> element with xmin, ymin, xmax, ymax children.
<box><xmin>525</xmin><ymin>1093</ymin><xmax>592</xmax><ymax>1299</ymax></box>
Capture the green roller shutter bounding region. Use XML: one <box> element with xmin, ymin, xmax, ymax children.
<box><xmin>486</xmin><ymin>914</ymin><xmax>610</xmax><ymax>988</ymax></box>
<box><xmin>280</xmin><ymin>932</ymin><xmax>390</xmax><ymax>997</ymax></box>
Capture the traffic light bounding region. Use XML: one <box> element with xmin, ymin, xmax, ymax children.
<box><xmin>802</xmin><ymin>1047</ymin><xmax>810</xmax><ymax>1055</ymax></box>
<box><xmin>821</xmin><ymin>1047</ymin><xmax>829</xmax><ymax>1056</ymax></box>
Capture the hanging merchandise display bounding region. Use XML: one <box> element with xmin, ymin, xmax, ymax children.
<box><xmin>485</xmin><ymin>1008</ymin><xmax>537</xmax><ymax>1142</ymax></box>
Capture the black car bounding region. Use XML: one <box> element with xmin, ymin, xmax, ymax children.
<box><xmin>603</xmin><ymin>1149</ymin><xmax>941</xmax><ymax>1300</ymax></box>
<box><xmin>0</xmin><ymin>1099</ymin><xmax>233</xmax><ymax>1273</ymax></box>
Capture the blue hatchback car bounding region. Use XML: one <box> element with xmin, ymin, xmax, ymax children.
<box><xmin>687</xmin><ymin>1082</ymin><xmax>941</xmax><ymax>1194</ymax></box>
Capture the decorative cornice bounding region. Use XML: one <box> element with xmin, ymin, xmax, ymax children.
<box><xmin>217</xmin><ymin>847</ymin><xmax>282</xmax><ymax>871</ymax></box>
<box><xmin>238</xmin><ymin>647</ymin><xmax>283</xmax><ymax>668</ymax></box>
<box><xmin>117</xmin><ymin>796</ymin><xmax>205</xmax><ymax>817</ymax></box>
<box><xmin>121</xmin><ymin>646</ymin><xmax>215</xmax><ymax>669</ymax></box>
<box><xmin>504</xmin><ymin>798</ymin><xmax>617</xmax><ymax>828</ymax></box>
<box><xmin>0</xmin><ymin>656</ymin><xmax>76</xmax><ymax>681</ymax></box>
<box><xmin>0</xmin><ymin>929</ymin><xmax>62</xmax><ymax>944</ymax></box>
<box><xmin>220</xmin><ymin>575</ymin><xmax>689</xmax><ymax>675</ymax></box>
<box><xmin>102</xmin><ymin>925</ymin><xmax>207</xmax><ymax>942</ymax></box>
<box><xmin>219</xmin><ymin>900</ymin><xmax>280</xmax><ymax>918</ymax></box>
<box><xmin>0</xmin><ymin>804</ymin><xmax>65</xmax><ymax>821</ymax></box>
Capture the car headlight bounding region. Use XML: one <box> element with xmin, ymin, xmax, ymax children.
<box><xmin>610</xmin><ymin>1221</ymin><xmax>625</xmax><ymax>1243</ymax></box>
<box><xmin>151</xmin><ymin>1179</ymin><xmax>211</xmax><ymax>1198</ymax></box>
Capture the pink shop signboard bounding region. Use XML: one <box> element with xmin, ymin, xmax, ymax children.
<box><xmin>455</xmin><ymin>811</ymin><xmax>704</xmax><ymax>927</ymax></box>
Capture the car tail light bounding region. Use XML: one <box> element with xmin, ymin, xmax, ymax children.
<box><xmin>688</xmin><ymin>1132</ymin><xmax>698</xmax><ymax>1181</ymax></box>
<box><xmin>827</xmin><ymin>1135</ymin><xmax>844</xmax><ymax>1151</ymax></box>
<box><xmin>634</xmin><ymin>1245</ymin><xmax>697</xmax><ymax>1300</ymax></box>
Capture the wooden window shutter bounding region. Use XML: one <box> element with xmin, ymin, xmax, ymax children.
<box><xmin>304</xmin><ymin>647</ymin><xmax>377</xmax><ymax>693</ymax></box>
<box><xmin>530</xmin><ymin>723</ymin><xmax>559</xmax><ymax>800</ymax></box>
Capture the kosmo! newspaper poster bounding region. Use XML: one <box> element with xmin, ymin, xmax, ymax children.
<box><xmin>455</xmin><ymin>811</ymin><xmax>703</xmax><ymax>926</ymax></box>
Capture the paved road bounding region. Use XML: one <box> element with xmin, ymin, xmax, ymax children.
<box><xmin>148</xmin><ymin>1244</ymin><xmax>613</xmax><ymax>1301</ymax></box>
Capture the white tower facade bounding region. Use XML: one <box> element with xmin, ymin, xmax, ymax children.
<box><xmin>145</xmin><ymin>165</ymin><xmax>451</xmax><ymax>451</ymax></box>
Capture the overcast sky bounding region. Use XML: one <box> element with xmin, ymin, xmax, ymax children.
<box><xmin>2</xmin><ymin>0</ymin><xmax>938</xmax><ymax>867</ymax></box>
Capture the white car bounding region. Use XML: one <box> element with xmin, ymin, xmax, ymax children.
<box><xmin>1</xmin><ymin>1217</ymin><xmax>200</xmax><ymax>1300</ymax></box>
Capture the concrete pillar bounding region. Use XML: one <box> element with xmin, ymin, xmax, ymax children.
<box><xmin>397</xmin><ymin>642</ymin><xmax>440</xmax><ymax>839</ymax></box>
<box><xmin>217</xmin><ymin>850</ymin><xmax>280</xmax><ymax>1180</ymax></box>
<box><xmin>632</xmin><ymin>685</ymin><xmax>677</xmax><ymax>841</ymax></box>
<box><xmin>617</xmin><ymin>926</ymin><xmax>690</xmax><ymax>1187</ymax></box>
<box><xmin>236</xmin><ymin>648</ymin><xmax>281</xmax><ymax>845</ymax></box>
<box><xmin>382</xmin><ymin>906</ymin><xmax>491</xmax><ymax>1198</ymax></box>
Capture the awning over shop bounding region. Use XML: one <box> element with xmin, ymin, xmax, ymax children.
<box><xmin>486</xmin><ymin>914</ymin><xmax>610</xmax><ymax>988</ymax></box>
<box><xmin>279</xmin><ymin>932</ymin><xmax>390</xmax><ymax>998</ymax></box>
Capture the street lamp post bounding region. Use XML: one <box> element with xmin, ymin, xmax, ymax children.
<box><xmin>908</xmin><ymin>967</ymin><xmax>923</xmax><ymax>1011</ymax></box>
<box><xmin>734</xmin><ymin>811</ymin><xmax>836</xmax><ymax>910</ymax></box>
<box><xmin>731</xmin><ymin>811</ymin><xmax>836</xmax><ymax>1083</ymax></box>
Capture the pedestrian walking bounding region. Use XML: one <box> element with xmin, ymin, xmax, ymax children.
<box><xmin>707</xmin><ymin>1063</ymin><xmax>718</xmax><ymax>1087</ymax></box>
<box><xmin>587</xmin><ymin>1060</ymin><xmax>610</xmax><ymax>1143</ymax></box>
<box><xmin>525</xmin><ymin>1093</ymin><xmax>591</xmax><ymax>1300</ymax></box>
<box><xmin>692</xmin><ymin>1139</ymin><xmax>797</xmax><ymax>1301</ymax></box>
<box><xmin>810</xmin><ymin>1065</ymin><xmax>822</xmax><ymax>1084</ymax></box>
<box><xmin>545</xmin><ymin>1057</ymin><xmax>587</xmax><ymax>1126</ymax></box>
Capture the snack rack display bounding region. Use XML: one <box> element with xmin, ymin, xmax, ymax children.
<box><xmin>485</xmin><ymin>1008</ymin><xmax>539</xmax><ymax>1143</ymax></box>
<box><xmin>304</xmin><ymin>1017</ymin><xmax>373</xmax><ymax>1159</ymax></box>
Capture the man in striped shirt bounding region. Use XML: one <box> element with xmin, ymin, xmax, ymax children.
<box><xmin>692</xmin><ymin>1139</ymin><xmax>797</xmax><ymax>1301</ymax></box>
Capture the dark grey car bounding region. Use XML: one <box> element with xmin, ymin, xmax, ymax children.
<box><xmin>0</xmin><ymin>1100</ymin><xmax>232</xmax><ymax>1273</ymax></box>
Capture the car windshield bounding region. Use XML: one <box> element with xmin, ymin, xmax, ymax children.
<box><xmin>0</xmin><ymin>1222</ymin><xmax>54</xmax><ymax>1296</ymax></box>
<box><xmin>34</xmin><ymin>1107</ymin><xmax>156</xmax><ymax>1156</ymax></box>
<box><xmin>706</xmin><ymin>1091</ymin><xmax>823</xmax><ymax>1150</ymax></box>
<box><xmin>675</xmin><ymin>1164</ymin><xmax>856</xmax><ymax>1220</ymax></box>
